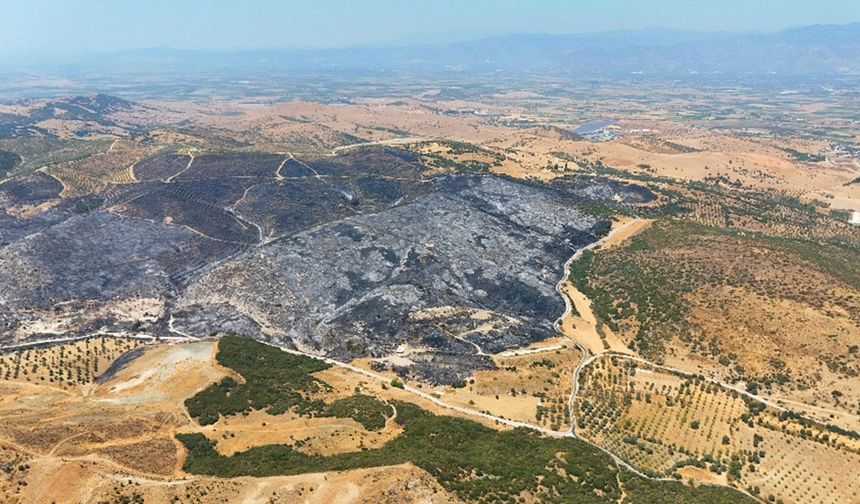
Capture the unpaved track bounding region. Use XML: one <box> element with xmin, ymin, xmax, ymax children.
<box><xmin>4</xmin><ymin>210</ymin><xmax>764</xmax><ymax>499</ymax></box>
<box><xmin>164</xmin><ymin>151</ymin><xmax>195</xmax><ymax>183</ymax></box>
<box><xmin>1</xmin><ymin>332</ymin><xmax>190</xmax><ymax>352</ymax></box>
<box><xmin>547</xmin><ymin>217</ymin><xmax>766</xmax><ymax>500</ymax></box>
<box><xmin>557</xmin><ymin>218</ymin><xmax>644</xmax><ymax>435</ymax></box>
<box><xmin>330</xmin><ymin>137</ymin><xmax>431</xmax><ymax>154</ymax></box>
<box><xmin>495</xmin><ymin>343</ymin><xmax>565</xmax><ymax>358</ymax></box>
<box><xmin>269</xmin><ymin>341</ymin><xmax>568</xmax><ymax>437</ymax></box>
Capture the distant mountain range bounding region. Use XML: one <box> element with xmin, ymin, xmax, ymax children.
<box><xmin>3</xmin><ymin>23</ymin><xmax>860</xmax><ymax>86</ymax></box>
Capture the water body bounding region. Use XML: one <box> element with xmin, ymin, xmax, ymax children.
<box><xmin>575</xmin><ymin>119</ymin><xmax>617</xmax><ymax>134</ymax></box>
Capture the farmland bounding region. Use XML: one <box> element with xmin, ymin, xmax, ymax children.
<box><xmin>575</xmin><ymin>355</ymin><xmax>860</xmax><ymax>504</ymax></box>
<box><xmin>0</xmin><ymin>69</ymin><xmax>858</xmax><ymax>503</ymax></box>
<box><xmin>178</xmin><ymin>336</ymin><xmax>753</xmax><ymax>504</ymax></box>
<box><xmin>567</xmin><ymin>216</ymin><xmax>860</xmax><ymax>426</ymax></box>
<box><xmin>0</xmin><ymin>336</ymin><xmax>146</xmax><ymax>388</ymax></box>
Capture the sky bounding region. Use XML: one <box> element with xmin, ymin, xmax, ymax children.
<box><xmin>3</xmin><ymin>0</ymin><xmax>860</xmax><ymax>55</ymax></box>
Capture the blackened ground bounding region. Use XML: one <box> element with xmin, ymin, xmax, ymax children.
<box><xmin>0</xmin><ymin>150</ymin><xmax>21</xmax><ymax>178</ymax></box>
<box><xmin>0</xmin><ymin>173</ymin><xmax>103</xmax><ymax>246</ymax></box>
<box><xmin>133</xmin><ymin>153</ymin><xmax>190</xmax><ymax>181</ymax></box>
<box><xmin>174</xmin><ymin>153</ymin><xmax>285</xmax><ymax>180</ymax></box>
<box><xmin>0</xmin><ymin>147</ymin><xmax>653</xmax><ymax>385</ymax></box>
<box><xmin>176</xmin><ymin>173</ymin><xmax>645</xmax><ymax>384</ymax></box>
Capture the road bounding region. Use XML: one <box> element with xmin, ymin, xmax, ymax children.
<box><xmin>0</xmin><ymin>202</ymin><xmax>768</xmax><ymax>499</ymax></box>
<box><xmin>553</xmin><ymin>218</ymin><xmax>644</xmax><ymax>435</ymax></box>
<box><xmin>331</xmin><ymin>137</ymin><xmax>431</xmax><ymax>154</ymax></box>
<box><xmin>268</xmin><ymin>341</ymin><xmax>569</xmax><ymax>438</ymax></box>
<box><xmin>1</xmin><ymin>332</ymin><xmax>191</xmax><ymax>352</ymax></box>
<box><xmin>554</xmin><ymin>217</ymin><xmax>790</xmax><ymax>434</ymax></box>
<box><xmin>495</xmin><ymin>343</ymin><xmax>565</xmax><ymax>358</ymax></box>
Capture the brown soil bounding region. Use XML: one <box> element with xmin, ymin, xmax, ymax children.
<box><xmin>0</xmin><ymin>340</ymin><xmax>468</xmax><ymax>503</ymax></box>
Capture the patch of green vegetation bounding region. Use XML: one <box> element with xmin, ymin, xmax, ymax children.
<box><xmin>620</xmin><ymin>472</ymin><xmax>752</xmax><ymax>503</ymax></box>
<box><xmin>323</xmin><ymin>393</ymin><xmax>391</xmax><ymax>431</ymax></box>
<box><xmin>179</xmin><ymin>403</ymin><xmax>624</xmax><ymax>503</ymax></box>
<box><xmin>0</xmin><ymin>137</ymin><xmax>112</xmax><ymax>176</ymax></box>
<box><xmin>568</xmin><ymin>241</ymin><xmax>689</xmax><ymax>360</ymax></box>
<box><xmin>179</xmin><ymin>335</ymin><xmax>753</xmax><ymax>504</ymax></box>
<box><xmin>530</xmin><ymin>358</ymin><xmax>556</xmax><ymax>369</ymax></box>
<box><xmin>183</xmin><ymin>336</ymin><xmax>331</xmax><ymax>425</ymax></box>
<box><xmin>364</xmin><ymin>126</ymin><xmax>412</xmax><ymax>138</ymax></box>
<box><xmin>662</xmin><ymin>140</ymin><xmax>702</xmax><ymax>154</ymax></box>
<box><xmin>412</xmin><ymin>140</ymin><xmax>505</xmax><ymax>173</ymax></box>
<box><xmin>577</xmin><ymin>160</ymin><xmax>857</xmax><ymax>249</ymax></box>
<box><xmin>780</xmin><ymin>147</ymin><xmax>825</xmax><ymax>163</ymax></box>
<box><xmin>426</xmin><ymin>155</ymin><xmax>493</xmax><ymax>173</ymax></box>
<box><xmin>179</xmin><ymin>400</ymin><xmax>750</xmax><ymax>504</ymax></box>
<box><xmin>568</xmin><ymin>218</ymin><xmax>860</xmax><ymax>362</ymax></box>
<box><xmin>764</xmin><ymin>232</ymin><xmax>860</xmax><ymax>293</ymax></box>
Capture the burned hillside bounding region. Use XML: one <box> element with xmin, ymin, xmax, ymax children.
<box><xmin>0</xmin><ymin>147</ymin><xmax>653</xmax><ymax>383</ymax></box>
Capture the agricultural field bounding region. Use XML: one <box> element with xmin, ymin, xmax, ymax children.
<box><xmin>178</xmin><ymin>336</ymin><xmax>754</xmax><ymax>504</ymax></box>
<box><xmin>131</xmin><ymin>151</ymin><xmax>191</xmax><ymax>181</ymax></box>
<box><xmin>575</xmin><ymin>356</ymin><xmax>860</xmax><ymax>504</ymax></box>
<box><xmin>0</xmin><ymin>336</ymin><xmax>146</xmax><ymax>388</ymax></box>
<box><xmin>434</xmin><ymin>342</ymin><xmax>581</xmax><ymax>431</ymax></box>
<box><xmin>568</xmin><ymin>216</ymin><xmax>860</xmax><ymax>427</ymax></box>
<box><xmin>43</xmin><ymin>140</ymin><xmax>162</xmax><ymax>197</ymax></box>
<box><xmin>0</xmin><ymin>71</ymin><xmax>858</xmax><ymax>503</ymax></box>
<box><xmin>410</xmin><ymin>139</ymin><xmax>507</xmax><ymax>173</ymax></box>
<box><xmin>0</xmin><ymin>336</ymin><xmax>753</xmax><ymax>504</ymax></box>
<box><xmin>0</xmin><ymin>137</ymin><xmax>114</xmax><ymax>179</ymax></box>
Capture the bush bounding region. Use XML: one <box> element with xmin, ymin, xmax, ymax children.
<box><xmin>184</xmin><ymin>336</ymin><xmax>331</xmax><ymax>424</ymax></box>
<box><xmin>323</xmin><ymin>394</ymin><xmax>392</xmax><ymax>431</ymax></box>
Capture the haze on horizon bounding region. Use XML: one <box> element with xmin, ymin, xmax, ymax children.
<box><xmin>3</xmin><ymin>0</ymin><xmax>860</xmax><ymax>56</ymax></box>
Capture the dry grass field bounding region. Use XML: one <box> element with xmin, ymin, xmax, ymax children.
<box><xmin>0</xmin><ymin>340</ymin><xmax>460</xmax><ymax>504</ymax></box>
<box><xmin>439</xmin><ymin>343</ymin><xmax>581</xmax><ymax>431</ymax></box>
<box><xmin>1</xmin><ymin>83</ymin><xmax>858</xmax><ymax>502</ymax></box>
<box><xmin>0</xmin><ymin>336</ymin><xmax>146</xmax><ymax>388</ymax></box>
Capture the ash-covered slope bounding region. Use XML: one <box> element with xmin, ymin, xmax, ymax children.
<box><xmin>175</xmin><ymin>175</ymin><xmax>631</xmax><ymax>383</ymax></box>
<box><xmin>0</xmin><ymin>95</ymin><xmax>146</xmax><ymax>138</ymax></box>
<box><xmin>0</xmin><ymin>147</ymin><xmax>653</xmax><ymax>383</ymax></box>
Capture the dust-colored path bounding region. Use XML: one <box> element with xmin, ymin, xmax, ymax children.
<box><xmin>495</xmin><ymin>343</ymin><xmax>565</xmax><ymax>357</ymax></box>
<box><xmin>330</xmin><ymin>137</ymin><xmax>431</xmax><ymax>154</ymax></box>
<box><xmin>270</xmin><ymin>342</ymin><xmax>568</xmax><ymax>438</ymax></box>
<box><xmin>164</xmin><ymin>149</ymin><xmax>195</xmax><ymax>183</ymax></box>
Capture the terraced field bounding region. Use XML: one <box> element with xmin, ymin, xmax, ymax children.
<box><xmin>44</xmin><ymin>140</ymin><xmax>160</xmax><ymax>197</ymax></box>
<box><xmin>1</xmin><ymin>89</ymin><xmax>857</xmax><ymax>503</ymax></box>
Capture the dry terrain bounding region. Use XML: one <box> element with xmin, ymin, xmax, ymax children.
<box><xmin>0</xmin><ymin>340</ymin><xmax>459</xmax><ymax>504</ymax></box>
<box><xmin>0</xmin><ymin>84</ymin><xmax>859</xmax><ymax>503</ymax></box>
<box><xmin>575</xmin><ymin>356</ymin><xmax>860</xmax><ymax>504</ymax></box>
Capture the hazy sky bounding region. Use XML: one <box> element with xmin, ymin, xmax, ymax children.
<box><xmin>4</xmin><ymin>0</ymin><xmax>860</xmax><ymax>54</ymax></box>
